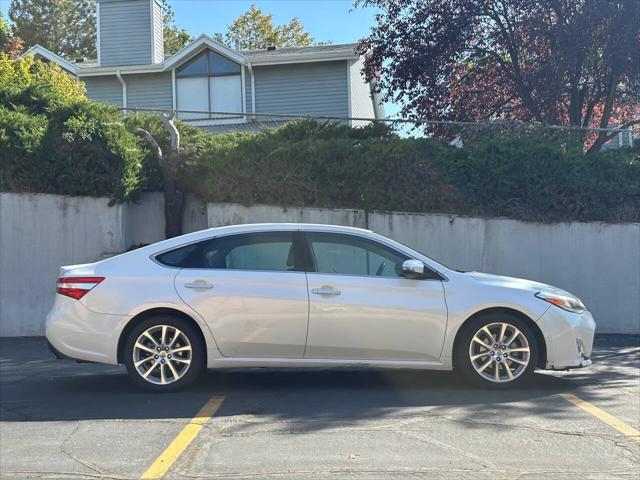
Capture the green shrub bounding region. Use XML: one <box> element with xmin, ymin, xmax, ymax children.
<box><xmin>182</xmin><ymin>120</ymin><xmax>640</xmax><ymax>223</ymax></box>
<box><xmin>1</xmin><ymin>101</ymin><xmax>144</xmax><ymax>199</ymax></box>
<box><xmin>443</xmin><ymin>130</ymin><xmax>640</xmax><ymax>221</ymax></box>
<box><xmin>0</xmin><ymin>55</ymin><xmax>145</xmax><ymax>200</ymax></box>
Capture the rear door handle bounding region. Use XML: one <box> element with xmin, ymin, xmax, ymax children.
<box><xmin>311</xmin><ymin>287</ymin><xmax>341</xmax><ymax>296</ymax></box>
<box><xmin>184</xmin><ymin>281</ymin><xmax>213</xmax><ymax>290</ymax></box>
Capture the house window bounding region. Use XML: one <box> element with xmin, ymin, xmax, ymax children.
<box><xmin>175</xmin><ymin>50</ymin><xmax>243</xmax><ymax>120</ymax></box>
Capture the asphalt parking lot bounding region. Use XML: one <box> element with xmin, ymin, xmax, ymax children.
<box><xmin>0</xmin><ymin>337</ymin><xmax>638</xmax><ymax>480</ymax></box>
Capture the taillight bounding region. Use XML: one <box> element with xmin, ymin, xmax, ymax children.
<box><xmin>56</xmin><ymin>277</ymin><xmax>105</xmax><ymax>300</ymax></box>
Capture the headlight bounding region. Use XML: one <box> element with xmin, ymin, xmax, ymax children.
<box><xmin>535</xmin><ymin>291</ymin><xmax>586</xmax><ymax>313</ymax></box>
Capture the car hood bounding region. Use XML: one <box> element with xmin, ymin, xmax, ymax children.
<box><xmin>465</xmin><ymin>271</ymin><xmax>573</xmax><ymax>296</ymax></box>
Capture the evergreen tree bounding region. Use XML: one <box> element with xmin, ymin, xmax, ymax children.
<box><xmin>9</xmin><ymin>0</ymin><xmax>96</xmax><ymax>58</ymax></box>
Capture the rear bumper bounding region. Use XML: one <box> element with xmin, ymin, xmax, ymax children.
<box><xmin>45</xmin><ymin>294</ymin><xmax>129</xmax><ymax>365</ymax></box>
<box><xmin>537</xmin><ymin>306</ymin><xmax>596</xmax><ymax>370</ymax></box>
<box><xmin>46</xmin><ymin>338</ymin><xmax>68</xmax><ymax>360</ymax></box>
<box><xmin>46</xmin><ymin>338</ymin><xmax>99</xmax><ymax>363</ymax></box>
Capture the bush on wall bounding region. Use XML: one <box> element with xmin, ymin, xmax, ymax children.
<box><xmin>0</xmin><ymin>54</ymin><xmax>142</xmax><ymax>200</ymax></box>
<box><xmin>182</xmin><ymin>120</ymin><xmax>640</xmax><ymax>223</ymax></box>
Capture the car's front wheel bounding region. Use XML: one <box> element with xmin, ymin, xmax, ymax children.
<box><xmin>123</xmin><ymin>315</ymin><xmax>205</xmax><ymax>392</ymax></box>
<box><xmin>455</xmin><ymin>313</ymin><xmax>538</xmax><ymax>388</ymax></box>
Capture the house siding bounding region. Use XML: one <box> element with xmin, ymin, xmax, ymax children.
<box><xmin>84</xmin><ymin>75</ymin><xmax>123</xmax><ymax>106</ymax></box>
<box><xmin>126</xmin><ymin>72</ymin><xmax>173</xmax><ymax>110</ymax></box>
<box><xmin>152</xmin><ymin>0</ymin><xmax>164</xmax><ymax>63</ymax></box>
<box><xmin>252</xmin><ymin>61</ymin><xmax>349</xmax><ymax>117</ymax></box>
<box><xmin>349</xmin><ymin>58</ymin><xmax>376</xmax><ymax>119</ymax></box>
<box><xmin>98</xmin><ymin>0</ymin><xmax>153</xmax><ymax>67</ymax></box>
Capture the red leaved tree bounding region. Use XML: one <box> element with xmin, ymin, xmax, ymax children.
<box><xmin>356</xmin><ymin>0</ymin><xmax>640</xmax><ymax>152</ymax></box>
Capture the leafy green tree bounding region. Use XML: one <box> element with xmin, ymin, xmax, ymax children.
<box><xmin>0</xmin><ymin>12</ymin><xmax>10</xmax><ymax>48</ymax></box>
<box><xmin>9</xmin><ymin>0</ymin><xmax>96</xmax><ymax>58</ymax></box>
<box><xmin>160</xmin><ymin>0</ymin><xmax>191</xmax><ymax>55</ymax></box>
<box><xmin>216</xmin><ymin>4</ymin><xmax>314</xmax><ymax>50</ymax></box>
<box><xmin>0</xmin><ymin>11</ymin><xmax>24</xmax><ymax>59</ymax></box>
<box><xmin>0</xmin><ymin>53</ymin><xmax>86</xmax><ymax>105</ymax></box>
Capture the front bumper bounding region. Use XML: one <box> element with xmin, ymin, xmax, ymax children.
<box><xmin>45</xmin><ymin>294</ymin><xmax>129</xmax><ymax>365</ymax></box>
<box><xmin>536</xmin><ymin>306</ymin><xmax>596</xmax><ymax>370</ymax></box>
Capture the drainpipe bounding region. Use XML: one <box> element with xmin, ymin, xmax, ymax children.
<box><xmin>116</xmin><ymin>69</ymin><xmax>127</xmax><ymax>110</ymax></box>
<box><xmin>247</xmin><ymin>62</ymin><xmax>256</xmax><ymax>121</ymax></box>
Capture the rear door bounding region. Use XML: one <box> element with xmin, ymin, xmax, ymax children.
<box><xmin>303</xmin><ymin>231</ymin><xmax>448</xmax><ymax>362</ymax></box>
<box><xmin>174</xmin><ymin>231</ymin><xmax>309</xmax><ymax>358</ymax></box>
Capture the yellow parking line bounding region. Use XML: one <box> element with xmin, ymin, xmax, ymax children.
<box><xmin>140</xmin><ymin>396</ymin><xmax>224</xmax><ymax>479</ymax></box>
<box><xmin>561</xmin><ymin>393</ymin><xmax>640</xmax><ymax>442</ymax></box>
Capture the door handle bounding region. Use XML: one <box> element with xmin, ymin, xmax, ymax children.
<box><xmin>311</xmin><ymin>287</ymin><xmax>341</xmax><ymax>296</ymax></box>
<box><xmin>184</xmin><ymin>281</ymin><xmax>213</xmax><ymax>290</ymax></box>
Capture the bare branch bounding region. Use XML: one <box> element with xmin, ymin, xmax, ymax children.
<box><xmin>161</xmin><ymin>112</ymin><xmax>180</xmax><ymax>154</ymax></box>
<box><xmin>133</xmin><ymin>128</ymin><xmax>163</xmax><ymax>160</ymax></box>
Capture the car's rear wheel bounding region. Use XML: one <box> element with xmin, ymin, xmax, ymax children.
<box><xmin>123</xmin><ymin>315</ymin><xmax>204</xmax><ymax>392</ymax></box>
<box><xmin>455</xmin><ymin>313</ymin><xmax>538</xmax><ymax>388</ymax></box>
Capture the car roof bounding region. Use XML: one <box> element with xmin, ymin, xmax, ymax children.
<box><xmin>203</xmin><ymin>223</ymin><xmax>373</xmax><ymax>235</ymax></box>
<box><xmin>122</xmin><ymin>223</ymin><xmax>375</xmax><ymax>259</ymax></box>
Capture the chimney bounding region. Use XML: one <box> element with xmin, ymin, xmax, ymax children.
<box><xmin>96</xmin><ymin>0</ymin><xmax>164</xmax><ymax>67</ymax></box>
<box><xmin>232</xmin><ymin>35</ymin><xmax>240</xmax><ymax>52</ymax></box>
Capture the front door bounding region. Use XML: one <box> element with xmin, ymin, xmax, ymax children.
<box><xmin>303</xmin><ymin>232</ymin><xmax>448</xmax><ymax>361</ymax></box>
<box><xmin>175</xmin><ymin>231</ymin><xmax>309</xmax><ymax>358</ymax></box>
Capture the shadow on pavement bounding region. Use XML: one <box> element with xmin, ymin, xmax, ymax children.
<box><xmin>1</xmin><ymin>337</ymin><xmax>638</xmax><ymax>433</ymax></box>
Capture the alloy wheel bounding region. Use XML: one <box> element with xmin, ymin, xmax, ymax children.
<box><xmin>468</xmin><ymin>322</ymin><xmax>530</xmax><ymax>383</ymax></box>
<box><xmin>132</xmin><ymin>325</ymin><xmax>193</xmax><ymax>385</ymax></box>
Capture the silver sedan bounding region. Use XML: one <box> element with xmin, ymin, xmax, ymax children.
<box><xmin>46</xmin><ymin>223</ymin><xmax>595</xmax><ymax>391</ymax></box>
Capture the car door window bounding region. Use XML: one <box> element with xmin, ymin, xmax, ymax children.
<box><xmin>156</xmin><ymin>232</ymin><xmax>297</xmax><ymax>272</ymax></box>
<box><xmin>203</xmin><ymin>232</ymin><xmax>296</xmax><ymax>271</ymax></box>
<box><xmin>306</xmin><ymin>232</ymin><xmax>409</xmax><ymax>277</ymax></box>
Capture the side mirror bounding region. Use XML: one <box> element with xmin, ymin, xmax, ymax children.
<box><xmin>401</xmin><ymin>259</ymin><xmax>426</xmax><ymax>279</ymax></box>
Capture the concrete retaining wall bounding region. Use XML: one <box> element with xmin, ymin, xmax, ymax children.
<box><xmin>206</xmin><ymin>203</ymin><xmax>640</xmax><ymax>335</ymax></box>
<box><xmin>1</xmin><ymin>193</ymin><xmax>638</xmax><ymax>335</ymax></box>
<box><xmin>0</xmin><ymin>193</ymin><xmax>126</xmax><ymax>336</ymax></box>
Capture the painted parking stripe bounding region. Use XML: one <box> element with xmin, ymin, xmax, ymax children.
<box><xmin>140</xmin><ymin>396</ymin><xmax>224</xmax><ymax>479</ymax></box>
<box><xmin>561</xmin><ymin>393</ymin><xmax>640</xmax><ymax>442</ymax></box>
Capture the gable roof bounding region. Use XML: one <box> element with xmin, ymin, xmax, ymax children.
<box><xmin>163</xmin><ymin>34</ymin><xmax>248</xmax><ymax>70</ymax></box>
<box><xmin>20</xmin><ymin>37</ymin><xmax>362</xmax><ymax>77</ymax></box>
<box><xmin>20</xmin><ymin>45</ymin><xmax>79</xmax><ymax>74</ymax></box>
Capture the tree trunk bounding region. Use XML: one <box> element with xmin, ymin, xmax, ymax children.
<box><xmin>586</xmin><ymin>72</ymin><xmax>619</xmax><ymax>155</ymax></box>
<box><xmin>134</xmin><ymin>112</ymin><xmax>189</xmax><ymax>239</ymax></box>
<box><xmin>163</xmin><ymin>178</ymin><xmax>184</xmax><ymax>239</ymax></box>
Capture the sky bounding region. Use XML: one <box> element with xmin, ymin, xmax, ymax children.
<box><xmin>168</xmin><ymin>0</ymin><xmax>376</xmax><ymax>45</ymax></box>
<box><xmin>0</xmin><ymin>0</ymin><xmax>380</xmax><ymax>48</ymax></box>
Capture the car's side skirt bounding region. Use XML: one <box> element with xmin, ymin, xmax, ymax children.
<box><xmin>207</xmin><ymin>357</ymin><xmax>451</xmax><ymax>370</ymax></box>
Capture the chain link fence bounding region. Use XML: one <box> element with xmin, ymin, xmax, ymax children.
<box><xmin>122</xmin><ymin>107</ymin><xmax>639</xmax><ymax>151</ymax></box>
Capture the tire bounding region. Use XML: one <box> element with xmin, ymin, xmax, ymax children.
<box><xmin>123</xmin><ymin>315</ymin><xmax>205</xmax><ymax>392</ymax></box>
<box><xmin>454</xmin><ymin>312</ymin><xmax>538</xmax><ymax>388</ymax></box>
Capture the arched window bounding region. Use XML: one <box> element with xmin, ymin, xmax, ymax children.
<box><xmin>175</xmin><ymin>50</ymin><xmax>243</xmax><ymax>120</ymax></box>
